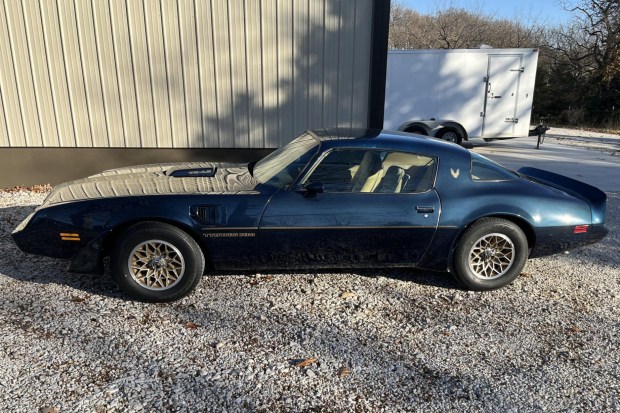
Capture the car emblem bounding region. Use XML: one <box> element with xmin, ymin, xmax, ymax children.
<box><xmin>450</xmin><ymin>168</ymin><xmax>460</xmax><ymax>178</ymax></box>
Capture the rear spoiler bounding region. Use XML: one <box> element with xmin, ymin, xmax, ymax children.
<box><xmin>517</xmin><ymin>167</ymin><xmax>607</xmax><ymax>224</ymax></box>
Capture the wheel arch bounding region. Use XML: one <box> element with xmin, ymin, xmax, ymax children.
<box><xmin>448</xmin><ymin>214</ymin><xmax>536</xmax><ymax>268</ymax></box>
<box><xmin>101</xmin><ymin>218</ymin><xmax>214</xmax><ymax>270</ymax></box>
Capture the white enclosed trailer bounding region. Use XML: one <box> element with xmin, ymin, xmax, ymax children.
<box><xmin>384</xmin><ymin>48</ymin><xmax>539</xmax><ymax>143</ymax></box>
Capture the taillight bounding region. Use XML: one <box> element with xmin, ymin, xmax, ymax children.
<box><xmin>574</xmin><ymin>225</ymin><xmax>589</xmax><ymax>234</ymax></box>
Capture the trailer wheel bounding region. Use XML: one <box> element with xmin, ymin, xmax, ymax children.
<box><xmin>437</xmin><ymin>128</ymin><xmax>463</xmax><ymax>144</ymax></box>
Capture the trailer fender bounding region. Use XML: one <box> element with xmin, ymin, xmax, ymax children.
<box><xmin>399</xmin><ymin>121</ymin><xmax>431</xmax><ymax>136</ymax></box>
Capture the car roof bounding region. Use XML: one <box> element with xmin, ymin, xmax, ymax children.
<box><xmin>307</xmin><ymin>128</ymin><xmax>471</xmax><ymax>157</ymax></box>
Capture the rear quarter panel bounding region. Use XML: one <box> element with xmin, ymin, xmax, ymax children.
<box><xmin>419</xmin><ymin>162</ymin><xmax>592</xmax><ymax>271</ymax></box>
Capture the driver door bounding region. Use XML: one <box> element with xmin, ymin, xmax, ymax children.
<box><xmin>256</xmin><ymin>149</ymin><xmax>441</xmax><ymax>269</ymax></box>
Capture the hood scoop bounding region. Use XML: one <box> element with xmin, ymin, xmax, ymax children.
<box><xmin>167</xmin><ymin>167</ymin><xmax>218</xmax><ymax>178</ymax></box>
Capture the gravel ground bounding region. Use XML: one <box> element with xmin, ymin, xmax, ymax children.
<box><xmin>545</xmin><ymin>127</ymin><xmax>620</xmax><ymax>155</ymax></box>
<box><xmin>1</xmin><ymin>189</ymin><xmax>618</xmax><ymax>412</ymax></box>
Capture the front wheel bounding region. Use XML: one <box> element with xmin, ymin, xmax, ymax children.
<box><xmin>111</xmin><ymin>222</ymin><xmax>205</xmax><ymax>302</ymax></box>
<box><xmin>452</xmin><ymin>218</ymin><xmax>528</xmax><ymax>290</ymax></box>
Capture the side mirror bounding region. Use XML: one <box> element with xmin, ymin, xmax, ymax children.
<box><xmin>301</xmin><ymin>182</ymin><xmax>324</xmax><ymax>198</ymax></box>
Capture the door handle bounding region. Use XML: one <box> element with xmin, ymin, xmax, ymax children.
<box><xmin>416</xmin><ymin>206</ymin><xmax>435</xmax><ymax>213</ymax></box>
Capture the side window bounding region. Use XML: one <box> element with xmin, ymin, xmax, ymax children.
<box><xmin>379</xmin><ymin>152</ymin><xmax>436</xmax><ymax>193</ymax></box>
<box><xmin>304</xmin><ymin>150</ymin><xmax>367</xmax><ymax>192</ymax></box>
<box><xmin>470</xmin><ymin>153</ymin><xmax>517</xmax><ymax>181</ymax></box>
<box><xmin>303</xmin><ymin>149</ymin><xmax>436</xmax><ymax>193</ymax></box>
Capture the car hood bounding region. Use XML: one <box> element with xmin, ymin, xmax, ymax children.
<box><xmin>41</xmin><ymin>162</ymin><xmax>260</xmax><ymax>206</ymax></box>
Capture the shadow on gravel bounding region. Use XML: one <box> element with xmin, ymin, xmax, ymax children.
<box><xmin>210</xmin><ymin>267</ymin><xmax>463</xmax><ymax>290</ymax></box>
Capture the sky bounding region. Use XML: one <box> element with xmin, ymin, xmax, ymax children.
<box><xmin>398</xmin><ymin>0</ymin><xmax>575</xmax><ymax>27</ymax></box>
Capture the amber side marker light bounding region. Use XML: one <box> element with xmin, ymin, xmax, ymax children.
<box><xmin>60</xmin><ymin>232</ymin><xmax>81</xmax><ymax>241</ymax></box>
<box><xmin>573</xmin><ymin>225</ymin><xmax>589</xmax><ymax>234</ymax></box>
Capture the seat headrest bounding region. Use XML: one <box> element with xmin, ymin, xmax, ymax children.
<box><xmin>359</xmin><ymin>151</ymin><xmax>382</xmax><ymax>175</ymax></box>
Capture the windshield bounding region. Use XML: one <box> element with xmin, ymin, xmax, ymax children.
<box><xmin>253</xmin><ymin>132</ymin><xmax>320</xmax><ymax>188</ymax></box>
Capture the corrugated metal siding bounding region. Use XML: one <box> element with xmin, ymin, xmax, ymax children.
<box><xmin>0</xmin><ymin>0</ymin><xmax>373</xmax><ymax>149</ymax></box>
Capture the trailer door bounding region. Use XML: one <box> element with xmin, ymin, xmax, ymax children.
<box><xmin>482</xmin><ymin>54</ymin><xmax>523</xmax><ymax>137</ymax></box>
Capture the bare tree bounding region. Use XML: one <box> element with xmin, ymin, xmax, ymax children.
<box><xmin>544</xmin><ymin>0</ymin><xmax>620</xmax><ymax>122</ymax></box>
<box><xmin>389</xmin><ymin>3</ymin><xmax>544</xmax><ymax>50</ymax></box>
<box><xmin>577</xmin><ymin>0</ymin><xmax>618</xmax><ymax>82</ymax></box>
<box><xmin>388</xmin><ymin>3</ymin><xmax>439</xmax><ymax>49</ymax></box>
<box><xmin>429</xmin><ymin>7</ymin><xmax>491</xmax><ymax>48</ymax></box>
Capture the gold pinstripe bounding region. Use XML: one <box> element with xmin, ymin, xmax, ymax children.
<box><xmin>202</xmin><ymin>226</ymin><xmax>457</xmax><ymax>231</ymax></box>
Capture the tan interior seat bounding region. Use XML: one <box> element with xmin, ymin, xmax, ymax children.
<box><xmin>412</xmin><ymin>162</ymin><xmax>435</xmax><ymax>192</ymax></box>
<box><xmin>382</xmin><ymin>152</ymin><xmax>428</xmax><ymax>169</ymax></box>
<box><xmin>374</xmin><ymin>165</ymin><xmax>408</xmax><ymax>193</ymax></box>
<box><xmin>351</xmin><ymin>151</ymin><xmax>383</xmax><ymax>192</ymax></box>
<box><xmin>381</xmin><ymin>152</ymin><xmax>435</xmax><ymax>193</ymax></box>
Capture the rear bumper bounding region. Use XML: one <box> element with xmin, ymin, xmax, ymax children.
<box><xmin>530</xmin><ymin>224</ymin><xmax>608</xmax><ymax>258</ymax></box>
<box><xmin>587</xmin><ymin>224</ymin><xmax>609</xmax><ymax>243</ymax></box>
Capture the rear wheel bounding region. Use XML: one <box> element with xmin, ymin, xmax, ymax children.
<box><xmin>452</xmin><ymin>218</ymin><xmax>528</xmax><ymax>290</ymax></box>
<box><xmin>437</xmin><ymin>128</ymin><xmax>463</xmax><ymax>144</ymax></box>
<box><xmin>111</xmin><ymin>222</ymin><xmax>205</xmax><ymax>302</ymax></box>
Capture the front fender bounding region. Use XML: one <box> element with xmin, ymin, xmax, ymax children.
<box><xmin>67</xmin><ymin>232</ymin><xmax>109</xmax><ymax>274</ymax></box>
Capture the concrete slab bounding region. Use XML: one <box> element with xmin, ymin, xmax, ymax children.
<box><xmin>468</xmin><ymin>138</ymin><xmax>620</xmax><ymax>193</ymax></box>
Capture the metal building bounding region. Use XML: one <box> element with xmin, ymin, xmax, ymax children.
<box><xmin>0</xmin><ymin>0</ymin><xmax>389</xmax><ymax>187</ymax></box>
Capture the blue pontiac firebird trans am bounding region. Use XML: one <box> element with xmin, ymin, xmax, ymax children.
<box><xmin>12</xmin><ymin>129</ymin><xmax>608</xmax><ymax>301</ymax></box>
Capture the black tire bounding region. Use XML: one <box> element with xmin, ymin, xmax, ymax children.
<box><xmin>437</xmin><ymin>128</ymin><xmax>463</xmax><ymax>144</ymax></box>
<box><xmin>111</xmin><ymin>222</ymin><xmax>205</xmax><ymax>302</ymax></box>
<box><xmin>452</xmin><ymin>218</ymin><xmax>528</xmax><ymax>291</ymax></box>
